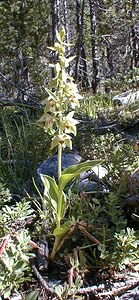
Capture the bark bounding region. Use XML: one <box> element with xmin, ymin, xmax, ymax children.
<box><xmin>75</xmin><ymin>0</ymin><xmax>90</xmax><ymax>88</ymax></box>
<box><xmin>62</xmin><ymin>0</ymin><xmax>69</xmax><ymax>46</ymax></box>
<box><xmin>51</xmin><ymin>0</ymin><xmax>60</xmax><ymax>45</ymax></box>
<box><xmin>106</xmin><ymin>40</ymin><xmax>113</xmax><ymax>78</ymax></box>
<box><xmin>130</xmin><ymin>0</ymin><xmax>139</xmax><ymax>69</ymax></box>
<box><xmin>12</xmin><ymin>1</ymin><xmax>29</xmax><ymax>100</ymax></box>
<box><xmin>89</xmin><ymin>0</ymin><xmax>99</xmax><ymax>93</ymax></box>
<box><xmin>51</xmin><ymin>0</ymin><xmax>60</xmax><ymax>77</ymax></box>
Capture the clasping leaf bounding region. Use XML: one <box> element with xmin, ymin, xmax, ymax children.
<box><xmin>59</xmin><ymin>160</ymin><xmax>101</xmax><ymax>191</ymax></box>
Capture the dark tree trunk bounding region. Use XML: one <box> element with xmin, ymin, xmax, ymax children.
<box><xmin>75</xmin><ymin>0</ymin><xmax>90</xmax><ymax>88</ymax></box>
<box><xmin>13</xmin><ymin>1</ymin><xmax>29</xmax><ymax>100</ymax></box>
<box><xmin>130</xmin><ymin>0</ymin><xmax>139</xmax><ymax>70</ymax></box>
<box><xmin>89</xmin><ymin>0</ymin><xmax>99</xmax><ymax>93</ymax></box>
<box><xmin>51</xmin><ymin>0</ymin><xmax>60</xmax><ymax>78</ymax></box>
<box><xmin>51</xmin><ymin>0</ymin><xmax>60</xmax><ymax>45</ymax></box>
<box><xmin>62</xmin><ymin>0</ymin><xmax>69</xmax><ymax>45</ymax></box>
<box><xmin>107</xmin><ymin>41</ymin><xmax>113</xmax><ymax>78</ymax></box>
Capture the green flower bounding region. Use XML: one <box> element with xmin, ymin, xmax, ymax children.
<box><xmin>64</xmin><ymin>81</ymin><xmax>82</xmax><ymax>108</ymax></box>
<box><xmin>51</xmin><ymin>134</ymin><xmax>72</xmax><ymax>150</ymax></box>
<box><xmin>42</xmin><ymin>96</ymin><xmax>57</xmax><ymax>113</ymax></box>
<box><xmin>60</xmin><ymin>111</ymin><xmax>79</xmax><ymax>135</ymax></box>
<box><xmin>39</xmin><ymin>113</ymin><xmax>54</xmax><ymax>130</ymax></box>
<box><xmin>68</xmin><ymin>96</ymin><xmax>80</xmax><ymax>109</ymax></box>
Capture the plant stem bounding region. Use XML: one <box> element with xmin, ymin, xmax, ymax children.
<box><xmin>58</xmin><ymin>143</ymin><xmax>62</xmax><ymax>182</ymax></box>
<box><xmin>57</xmin><ymin>142</ymin><xmax>62</xmax><ymax>228</ymax></box>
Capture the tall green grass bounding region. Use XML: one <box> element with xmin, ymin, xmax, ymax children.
<box><xmin>0</xmin><ymin>108</ymin><xmax>51</xmax><ymax>194</ymax></box>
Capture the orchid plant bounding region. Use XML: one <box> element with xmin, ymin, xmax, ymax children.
<box><xmin>40</xmin><ymin>28</ymin><xmax>100</xmax><ymax>259</ymax></box>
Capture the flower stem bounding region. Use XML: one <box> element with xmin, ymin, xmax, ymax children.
<box><xmin>58</xmin><ymin>143</ymin><xmax>62</xmax><ymax>182</ymax></box>
<box><xmin>57</xmin><ymin>143</ymin><xmax>62</xmax><ymax>228</ymax></box>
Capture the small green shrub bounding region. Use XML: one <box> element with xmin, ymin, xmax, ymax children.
<box><xmin>0</xmin><ymin>230</ymin><xmax>34</xmax><ymax>299</ymax></box>
<box><xmin>0</xmin><ymin>182</ymin><xmax>11</xmax><ymax>207</ymax></box>
<box><xmin>0</xmin><ymin>186</ymin><xmax>35</xmax><ymax>298</ymax></box>
<box><xmin>112</xmin><ymin>228</ymin><xmax>139</xmax><ymax>271</ymax></box>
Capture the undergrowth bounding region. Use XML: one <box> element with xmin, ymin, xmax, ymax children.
<box><xmin>0</xmin><ymin>29</ymin><xmax>139</xmax><ymax>299</ymax></box>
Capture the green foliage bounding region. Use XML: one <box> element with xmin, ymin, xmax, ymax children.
<box><xmin>0</xmin><ymin>183</ymin><xmax>11</xmax><ymax>207</ymax></box>
<box><xmin>0</xmin><ymin>185</ymin><xmax>35</xmax><ymax>298</ymax></box>
<box><xmin>76</xmin><ymin>129</ymin><xmax>138</xmax><ymax>183</ymax></box>
<box><xmin>79</xmin><ymin>93</ymin><xmax>113</xmax><ymax>118</ymax></box>
<box><xmin>41</xmin><ymin>174</ymin><xmax>67</xmax><ymax>222</ymax></box>
<box><xmin>0</xmin><ymin>2</ymin><xmax>139</xmax><ymax>297</ymax></box>
<box><xmin>40</xmin><ymin>29</ymin><xmax>98</xmax><ymax>259</ymax></box>
<box><xmin>112</xmin><ymin>228</ymin><xmax>139</xmax><ymax>271</ymax></box>
<box><xmin>24</xmin><ymin>290</ymin><xmax>40</xmax><ymax>300</ymax></box>
<box><xmin>0</xmin><ymin>198</ymin><xmax>35</xmax><ymax>237</ymax></box>
<box><xmin>39</xmin><ymin>29</ymin><xmax>100</xmax><ymax>259</ymax></box>
<box><xmin>0</xmin><ymin>108</ymin><xmax>51</xmax><ymax>194</ymax></box>
<box><xmin>38</xmin><ymin>29</ymin><xmax>139</xmax><ymax>275</ymax></box>
<box><xmin>59</xmin><ymin>160</ymin><xmax>100</xmax><ymax>191</ymax></box>
<box><xmin>0</xmin><ymin>230</ymin><xmax>34</xmax><ymax>299</ymax></box>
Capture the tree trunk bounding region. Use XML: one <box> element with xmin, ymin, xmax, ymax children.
<box><xmin>75</xmin><ymin>0</ymin><xmax>90</xmax><ymax>88</ymax></box>
<box><xmin>51</xmin><ymin>0</ymin><xmax>60</xmax><ymax>44</ymax></box>
<box><xmin>130</xmin><ymin>0</ymin><xmax>139</xmax><ymax>70</ymax></box>
<box><xmin>13</xmin><ymin>1</ymin><xmax>29</xmax><ymax>100</ymax></box>
<box><xmin>88</xmin><ymin>0</ymin><xmax>99</xmax><ymax>93</ymax></box>
<box><xmin>62</xmin><ymin>0</ymin><xmax>69</xmax><ymax>45</ymax></box>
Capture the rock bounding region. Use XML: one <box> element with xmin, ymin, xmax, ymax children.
<box><xmin>116</xmin><ymin>285</ymin><xmax>139</xmax><ymax>300</ymax></box>
<box><xmin>132</xmin><ymin>167</ymin><xmax>139</xmax><ymax>182</ymax></box>
<box><xmin>71</xmin><ymin>179</ymin><xmax>104</xmax><ymax>193</ymax></box>
<box><xmin>37</xmin><ymin>153</ymin><xmax>82</xmax><ymax>184</ymax></box>
<box><xmin>113</xmin><ymin>90</ymin><xmax>139</xmax><ymax>106</ymax></box>
<box><xmin>37</xmin><ymin>153</ymin><xmax>108</xmax><ymax>193</ymax></box>
<box><xmin>89</xmin><ymin>165</ymin><xmax>108</xmax><ymax>179</ymax></box>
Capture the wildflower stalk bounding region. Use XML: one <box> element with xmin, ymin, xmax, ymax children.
<box><xmin>58</xmin><ymin>144</ymin><xmax>62</xmax><ymax>183</ymax></box>
<box><xmin>40</xmin><ymin>28</ymin><xmax>100</xmax><ymax>259</ymax></box>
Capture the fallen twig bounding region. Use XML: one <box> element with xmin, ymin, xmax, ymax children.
<box><xmin>67</xmin><ymin>276</ymin><xmax>139</xmax><ymax>298</ymax></box>
<box><xmin>31</xmin><ymin>260</ymin><xmax>61</xmax><ymax>300</ymax></box>
<box><xmin>96</xmin><ymin>280</ymin><xmax>139</xmax><ymax>299</ymax></box>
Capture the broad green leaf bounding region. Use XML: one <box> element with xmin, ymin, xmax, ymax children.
<box><xmin>41</xmin><ymin>174</ymin><xmax>66</xmax><ymax>219</ymax></box>
<box><xmin>93</xmin><ymin>198</ymin><xmax>100</xmax><ymax>205</ymax></box>
<box><xmin>53</xmin><ymin>225</ymin><xmax>70</xmax><ymax>237</ymax></box>
<box><xmin>51</xmin><ymin>221</ymin><xmax>73</xmax><ymax>257</ymax></box>
<box><xmin>53</xmin><ymin>221</ymin><xmax>72</xmax><ymax>237</ymax></box>
<box><xmin>41</xmin><ymin>174</ymin><xmax>59</xmax><ymax>214</ymax></box>
<box><xmin>58</xmin><ymin>191</ymin><xmax>67</xmax><ymax>220</ymax></box>
<box><xmin>59</xmin><ymin>160</ymin><xmax>100</xmax><ymax>191</ymax></box>
<box><xmin>24</xmin><ymin>290</ymin><xmax>40</xmax><ymax>300</ymax></box>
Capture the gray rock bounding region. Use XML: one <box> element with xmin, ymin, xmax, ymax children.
<box><xmin>37</xmin><ymin>153</ymin><xmax>82</xmax><ymax>183</ymax></box>
<box><xmin>132</xmin><ymin>167</ymin><xmax>139</xmax><ymax>182</ymax></box>
<box><xmin>37</xmin><ymin>153</ymin><xmax>107</xmax><ymax>193</ymax></box>
<box><xmin>113</xmin><ymin>90</ymin><xmax>139</xmax><ymax>106</ymax></box>
<box><xmin>114</xmin><ymin>285</ymin><xmax>139</xmax><ymax>300</ymax></box>
<box><xmin>71</xmin><ymin>179</ymin><xmax>102</xmax><ymax>192</ymax></box>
